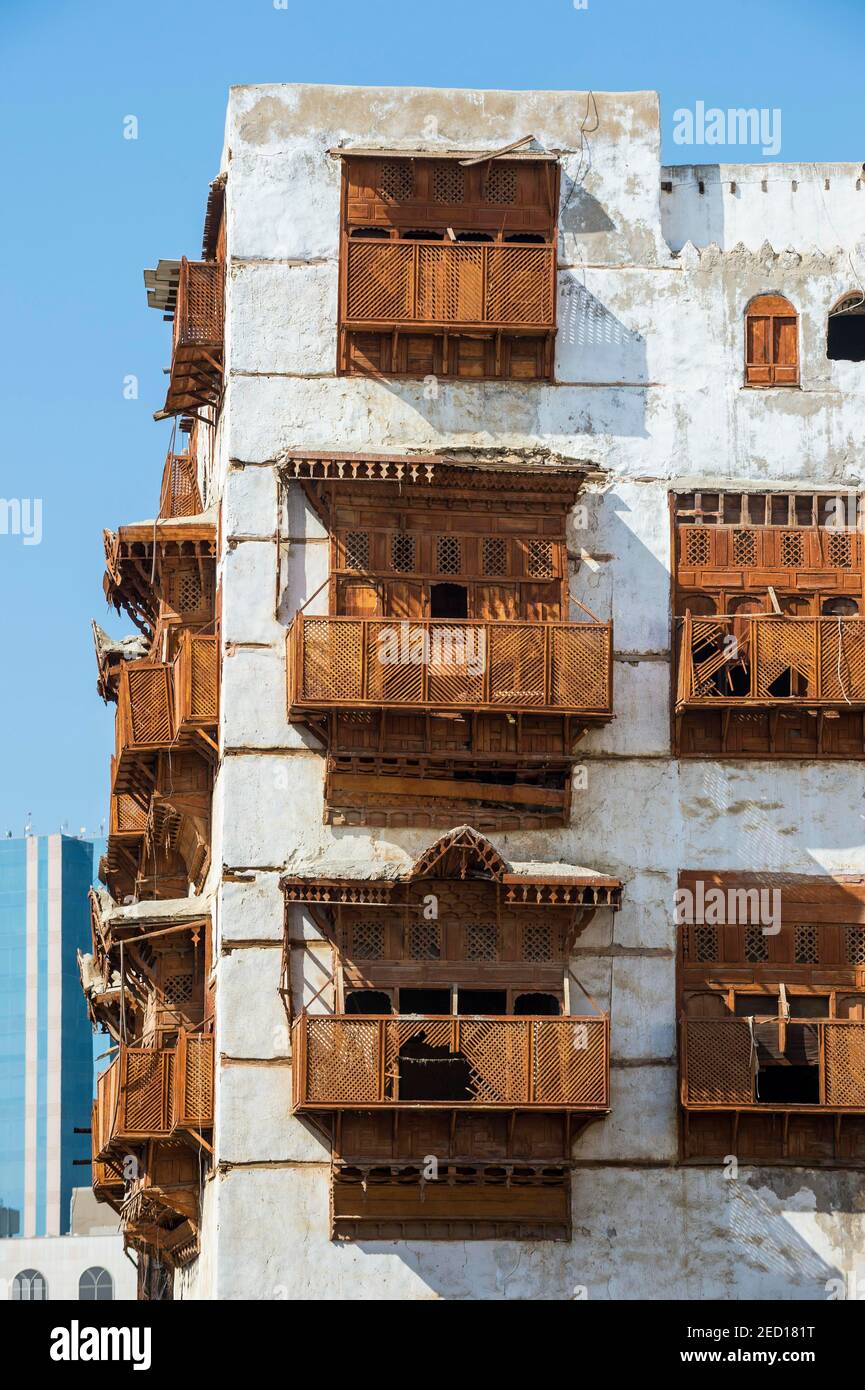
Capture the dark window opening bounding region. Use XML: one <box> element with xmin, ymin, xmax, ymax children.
<box><xmin>349</xmin><ymin>227</ymin><xmax>390</xmax><ymax>239</ymax></box>
<box><xmin>345</xmin><ymin>990</ymin><xmax>391</xmax><ymax>1015</ymax></box>
<box><xmin>396</xmin><ymin>1035</ymin><xmax>473</xmax><ymax>1101</ymax></box>
<box><xmin>822</xmin><ymin>596</ymin><xmax>859</xmax><ymax>616</ymax></box>
<box><xmin>514</xmin><ymin>992</ymin><xmax>562</xmax><ymax>1016</ymax></box>
<box><xmin>430</xmin><ymin>583</ymin><xmax>468</xmax><ymax>619</ymax></box>
<box><xmin>827</xmin><ymin>303</ymin><xmax>865</xmax><ymax>362</ymax></box>
<box><xmin>457</xmin><ymin>989</ymin><xmax>507</xmax><ymax>1015</ymax></box>
<box><xmin>766</xmin><ymin>667</ymin><xmax>809</xmax><ymax>698</ymax></box>
<box><xmin>399</xmin><ymin>988</ymin><xmax>450</xmax><ymax>1015</ymax></box>
<box><xmin>504</xmin><ymin>232</ymin><xmax>546</xmax><ymax>244</ymax></box>
<box><xmin>402</xmin><ymin>228</ymin><xmax>443</xmax><ymax>241</ymax></box>
<box><xmin>454</xmin><ymin>230</ymin><xmax>493</xmax><ymax>243</ymax></box>
<box><xmin>757</xmin><ymin>1065</ymin><xmax>820</xmax><ymax>1105</ymax></box>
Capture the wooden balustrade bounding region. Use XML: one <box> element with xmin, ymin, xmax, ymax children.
<box><xmin>676</xmin><ymin>613</ymin><xmax>865</xmax><ymax>709</ymax></box>
<box><xmin>94</xmin><ymin>1033</ymin><xmax>214</xmax><ymax>1154</ymax></box>
<box><xmin>291</xmin><ymin>1013</ymin><xmax>609</xmax><ymax>1111</ymax></box>
<box><xmin>287</xmin><ymin>615</ymin><xmax>612</xmax><ymax>718</ymax></box>
<box><xmin>173</xmin><ymin>633</ymin><xmax>219</xmax><ymax>733</ymax></box>
<box><xmin>342</xmin><ymin>238</ymin><xmax>557</xmax><ymax>332</ymax></box>
<box><xmin>680</xmin><ymin>1016</ymin><xmax>865</xmax><ymax>1111</ymax></box>
<box><xmin>164</xmin><ymin>258</ymin><xmax>224</xmax><ymax>415</ymax></box>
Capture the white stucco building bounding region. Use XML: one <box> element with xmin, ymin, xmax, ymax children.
<box><xmin>93</xmin><ymin>84</ymin><xmax>865</xmax><ymax>1301</ymax></box>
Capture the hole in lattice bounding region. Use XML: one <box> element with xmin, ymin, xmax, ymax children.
<box><xmin>352</xmin><ymin>923</ymin><xmax>385</xmax><ymax>959</ymax></box>
<box><xmin>482</xmin><ymin>538</ymin><xmax>508</xmax><ymax>576</ymax></box>
<box><xmin>846</xmin><ymin>926</ymin><xmax>865</xmax><ymax>965</ymax></box>
<box><xmin>828</xmin><ymin>532</ymin><xmax>853</xmax><ymax>567</ymax></box>
<box><xmin>794</xmin><ymin>924</ymin><xmax>819</xmax><ymax>965</ymax></box>
<box><xmin>685</xmin><ymin>529</ymin><xmax>711</xmax><ymax>565</ymax></box>
<box><xmin>409</xmin><ymin>923</ymin><xmax>441</xmax><ymax>959</ymax></box>
<box><xmin>745</xmin><ymin>925</ymin><xmax>769</xmax><ymax>963</ymax></box>
<box><xmin>436</xmin><ymin>536</ymin><xmax>462</xmax><ymax>574</ymax></box>
<box><xmin>780</xmin><ymin>531</ymin><xmax>804</xmax><ymax>567</ymax></box>
<box><xmin>378</xmin><ymin>161</ymin><xmax>414</xmax><ymax>203</ymax></box>
<box><xmin>732</xmin><ymin>529</ymin><xmax>756</xmax><ymax>566</ymax></box>
<box><xmin>164</xmin><ymin>973</ymin><xmax>193</xmax><ymax>1004</ymax></box>
<box><xmin>484</xmin><ymin>165</ymin><xmax>517</xmax><ymax>204</ymax></box>
<box><xmin>694</xmin><ymin>926</ymin><xmax>720</xmax><ymax>962</ymax></box>
<box><xmin>344</xmin><ymin>531</ymin><xmax>369</xmax><ymax>571</ymax></box>
<box><xmin>526</xmin><ymin>539</ymin><xmax>554</xmax><ymax>579</ymax></box>
<box><xmin>523</xmin><ymin>924</ymin><xmax>554</xmax><ymax>961</ymax></box>
<box><xmin>390</xmin><ymin>532</ymin><xmax>416</xmax><ymax>573</ymax></box>
<box><xmin>465</xmin><ymin>923</ymin><xmax>498</xmax><ymax>960</ymax></box>
<box><xmin>433</xmin><ymin>164</ymin><xmax>465</xmax><ymax>203</ymax></box>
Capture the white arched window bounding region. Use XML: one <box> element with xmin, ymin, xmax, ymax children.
<box><xmin>79</xmin><ymin>1266</ymin><xmax>114</xmax><ymax>1301</ymax></box>
<box><xmin>12</xmin><ymin>1269</ymin><xmax>47</xmax><ymax>1301</ymax></box>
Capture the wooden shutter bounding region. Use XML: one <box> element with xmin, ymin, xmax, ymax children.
<box><xmin>745</xmin><ymin>295</ymin><xmax>798</xmax><ymax>386</ymax></box>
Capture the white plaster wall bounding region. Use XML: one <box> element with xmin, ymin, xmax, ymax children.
<box><xmin>197</xmin><ymin>83</ymin><xmax>865</xmax><ymax>1300</ymax></box>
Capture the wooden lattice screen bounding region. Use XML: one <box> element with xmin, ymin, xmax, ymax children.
<box><xmin>677</xmin><ymin>615</ymin><xmax>865</xmax><ymax>707</ymax></box>
<box><xmin>292</xmin><ymin>1014</ymin><xmax>609</xmax><ymax>1110</ymax></box>
<box><xmin>118</xmin><ymin>663</ymin><xmax>175</xmax><ymax>749</ymax></box>
<box><xmin>117</xmin><ymin>1046</ymin><xmax>175</xmax><ymax>1140</ymax></box>
<box><xmin>173</xmin><ymin>1031</ymin><xmax>214</xmax><ymax>1129</ymax></box>
<box><xmin>288</xmin><ymin>616</ymin><xmax>612</xmax><ymax>716</ymax></box>
<box><xmin>174</xmin><ymin>633</ymin><xmax>219</xmax><ymax>731</ymax></box>
<box><xmin>682</xmin><ymin>1018</ymin><xmax>865</xmax><ymax>1109</ymax></box>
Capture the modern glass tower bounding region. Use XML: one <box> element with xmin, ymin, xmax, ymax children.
<box><xmin>0</xmin><ymin>836</ymin><xmax>100</xmax><ymax>1236</ymax></box>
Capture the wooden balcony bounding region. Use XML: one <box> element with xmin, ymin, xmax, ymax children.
<box><xmin>681</xmin><ymin>1017</ymin><xmax>865</xmax><ymax>1112</ymax></box>
<box><xmin>94</xmin><ymin>1032</ymin><xmax>214</xmax><ymax>1152</ymax></box>
<box><xmin>163</xmin><ymin>258</ymin><xmax>224</xmax><ymax>416</ymax></box>
<box><xmin>292</xmin><ymin>1013</ymin><xmax>609</xmax><ymax>1112</ymax></box>
<box><xmin>287</xmin><ymin>616</ymin><xmax>613</xmax><ymax>718</ymax></box>
<box><xmin>173</xmin><ymin>633</ymin><xmax>219</xmax><ymax>736</ymax></box>
<box><xmin>342</xmin><ymin>238</ymin><xmax>557</xmax><ymax>334</ymax></box>
<box><xmin>676</xmin><ymin>614</ymin><xmax>865</xmax><ymax>710</ymax></box>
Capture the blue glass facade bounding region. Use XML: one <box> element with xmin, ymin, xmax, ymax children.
<box><xmin>0</xmin><ymin>836</ymin><xmax>100</xmax><ymax>1236</ymax></box>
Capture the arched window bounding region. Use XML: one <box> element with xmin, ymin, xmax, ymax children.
<box><xmin>12</xmin><ymin>1269</ymin><xmax>47</xmax><ymax>1301</ymax></box>
<box><xmin>79</xmin><ymin>1266</ymin><xmax>114</xmax><ymax>1301</ymax></box>
<box><xmin>827</xmin><ymin>291</ymin><xmax>865</xmax><ymax>362</ymax></box>
<box><xmin>745</xmin><ymin>294</ymin><xmax>799</xmax><ymax>386</ymax></box>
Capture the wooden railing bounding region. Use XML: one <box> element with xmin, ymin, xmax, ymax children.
<box><xmin>173</xmin><ymin>633</ymin><xmax>219</xmax><ymax>733</ymax></box>
<box><xmin>94</xmin><ymin>1033</ymin><xmax>214</xmax><ymax>1150</ymax></box>
<box><xmin>342</xmin><ymin>239</ymin><xmax>557</xmax><ymax>332</ymax></box>
<box><xmin>287</xmin><ymin>615</ymin><xmax>613</xmax><ymax>717</ymax></box>
<box><xmin>158</xmin><ymin>450</ymin><xmax>202</xmax><ymax>519</ymax></box>
<box><xmin>681</xmin><ymin>1016</ymin><xmax>865</xmax><ymax>1111</ymax></box>
<box><xmin>676</xmin><ymin>613</ymin><xmax>865</xmax><ymax>709</ymax></box>
<box><xmin>292</xmin><ymin>1013</ymin><xmax>609</xmax><ymax>1111</ymax></box>
<box><xmin>116</xmin><ymin>662</ymin><xmax>175</xmax><ymax>753</ymax></box>
<box><xmin>173</xmin><ymin>258</ymin><xmax>224</xmax><ymax>351</ymax></box>
<box><xmin>164</xmin><ymin>258</ymin><xmax>224</xmax><ymax>414</ymax></box>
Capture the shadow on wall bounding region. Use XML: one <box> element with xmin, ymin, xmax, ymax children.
<box><xmin>559</xmin><ymin>171</ymin><xmax>617</xmax><ymax>237</ymax></box>
<box><xmin>559</xmin><ymin>279</ymin><xmax>649</xmax><ymax>386</ymax></box>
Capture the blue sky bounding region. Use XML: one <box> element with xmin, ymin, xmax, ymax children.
<box><xmin>0</xmin><ymin>0</ymin><xmax>862</xmax><ymax>835</ymax></box>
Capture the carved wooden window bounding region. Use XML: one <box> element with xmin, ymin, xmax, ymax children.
<box><xmin>482</xmin><ymin>537</ymin><xmax>508</xmax><ymax>577</ymax></box>
<box><xmin>745</xmin><ymin>294</ymin><xmax>799</xmax><ymax>386</ymax></box>
<box><xmin>378</xmin><ymin>161</ymin><xmax>414</xmax><ymax>203</ymax></box>
<box><xmin>522</xmin><ymin>923</ymin><xmax>556</xmax><ymax>961</ymax></box>
<box><xmin>390</xmin><ymin>532</ymin><xmax>417</xmax><ymax>573</ymax></box>
<box><xmin>343</xmin><ymin>531</ymin><xmax>370</xmax><ymax>571</ymax></box>
<box><xmin>794</xmin><ymin>924</ymin><xmax>819</xmax><ymax>965</ymax></box>
<box><xmin>433</xmin><ymin>163</ymin><xmax>465</xmax><ymax>203</ymax></box>
<box><xmin>846</xmin><ymin>926</ymin><xmax>865</xmax><ymax>965</ymax></box>
<box><xmin>435</xmin><ymin>535</ymin><xmax>462</xmax><ymax>575</ymax></box>
<box><xmin>164</xmin><ymin>971</ymin><xmax>194</xmax><ymax>1004</ymax></box>
<box><xmin>409</xmin><ymin>922</ymin><xmax>441</xmax><ymax>959</ymax></box>
<box><xmin>351</xmin><ymin>922</ymin><xmax>386</xmax><ymax>959</ymax></box>
<box><xmin>484</xmin><ymin>164</ymin><xmax>517</xmax><ymax>204</ymax></box>
<box><xmin>744</xmin><ymin>924</ymin><xmax>770</xmax><ymax>963</ymax></box>
<box><xmin>525</xmin><ymin>538</ymin><xmax>554</xmax><ymax>579</ymax></box>
<box><xmin>465</xmin><ymin>922</ymin><xmax>498</xmax><ymax>960</ymax></box>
